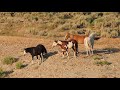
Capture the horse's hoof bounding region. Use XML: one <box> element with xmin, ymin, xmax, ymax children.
<box><xmin>39</xmin><ymin>63</ymin><xmax>42</xmax><ymax>65</ymax></box>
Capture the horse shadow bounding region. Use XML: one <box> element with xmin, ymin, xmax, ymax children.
<box><xmin>94</xmin><ymin>48</ymin><xmax>120</xmax><ymax>54</ymax></box>
<box><xmin>81</xmin><ymin>48</ymin><xmax>120</xmax><ymax>55</ymax></box>
<box><xmin>43</xmin><ymin>51</ymin><xmax>58</xmax><ymax>62</ymax></box>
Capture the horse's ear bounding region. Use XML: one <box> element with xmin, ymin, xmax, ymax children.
<box><xmin>54</xmin><ymin>40</ymin><xmax>57</xmax><ymax>43</ymax></box>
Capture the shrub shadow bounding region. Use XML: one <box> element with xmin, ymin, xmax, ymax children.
<box><xmin>22</xmin><ymin>64</ymin><xmax>28</xmax><ymax>68</ymax></box>
<box><xmin>4</xmin><ymin>70</ymin><xmax>14</xmax><ymax>77</ymax></box>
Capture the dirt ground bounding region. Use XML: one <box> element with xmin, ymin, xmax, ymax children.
<box><xmin>0</xmin><ymin>36</ymin><xmax>120</xmax><ymax>78</ymax></box>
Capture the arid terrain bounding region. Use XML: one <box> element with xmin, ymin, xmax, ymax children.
<box><xmin>0</xmin><ymin>12</ymin><xmax>120</xmax><ymax>78</ymax></box>
<box><xmin>0</xmin><ymin>35</ymin><xmax>120</xmax><ymax>78</ymax></box>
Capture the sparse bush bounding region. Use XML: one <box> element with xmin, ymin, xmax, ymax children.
<box><xmin>0</xmin><ymin>68</ymin><xmax>5</xmax><ymax>78</ymax></box>
<box><xmin>38</xmin><ymin>31</ymin><xmax>48</xmax><ymax>36</ymax></box>
<box><xmin>47</xmin><ymin>32</ymin><xmax>63</xmax><ymax>37</ymax></box>
<box><xmin>110</xmin><ymin>30</ymin><xmax>119</xmax><ymax>37</ymax></box>
<box><xmin>86</xmin><ymin>17</ymin><xmax>95</xmax><ymax>24</ymax></box>
<box><xmin>69</xmin><ymin>30</ymin><xmax>77</xmax><ymax>34</ymax></box>
<box><xmin>16</xmin><ymin>62</ymin><xmax>24</xmax><ymax>69</ymax></box>
<box><xmin>101</xmin><ymin>31</ymin><xmax>111</xmax><ymax>38</ymax></box>
<box><xmin>29</xmin><ymin>30</ymin><xmax>38</xmax><ymax>35</ymax></box>
<box><xmin>93</xmin><ymin>55</ymin><xmax>102</xmax><ymax>60</ymax></box>
<box><xmin>3</xmin><ymin>56</ymin><xmax>17</xmax><ymax>65</ymax></box>
<box><xmin>95</xmin><ymin>61</ymin><xmax>112</xmax><ymax>66</ymax></box>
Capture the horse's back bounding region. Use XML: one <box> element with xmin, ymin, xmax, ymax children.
<box><xmin>36</xmin><ymin>44</ymin><xmax>47</xmax><ymax>53</ymax></box>
<box><xmin>73</xmin><ymin>35</ymin><xmax>86</xmax><ymax>44</ymax></box>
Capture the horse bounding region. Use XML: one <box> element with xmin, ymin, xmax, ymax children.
<box><xmin>84</xmin><ymin>33</ymin><xmax>96</xmax><ymax>56</ymax></box>
<box><xmin>24</xmin><ymin>44</ymin><xmax>47</xmax><ymax>65</ymax></box>
<box><xmin>64</xmin><ymin>32</ymin><xmax>87</xmax><ymax>44</ymax></box>
<box><xmin>52</xmin><ymin>39</ymin><xmax>78</xmax><ymax>59</ymax></box>
<box><xmin>64</xmin><ymin>32</ymin><xmax>100</xmax><ymax>44</ymax></box>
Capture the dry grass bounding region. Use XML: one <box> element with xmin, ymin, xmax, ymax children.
<box><xmin>0</xmin><ymin>12</ymin><xmax>119</xmax><ymax>38</ymax></box>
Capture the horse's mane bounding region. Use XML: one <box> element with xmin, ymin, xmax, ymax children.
<box><xmin>89</xmin><ymin>33</ymin><xmax>95</xmax><ymax>38</ymax></box>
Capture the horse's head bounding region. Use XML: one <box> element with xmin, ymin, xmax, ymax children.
<box><xmin>52</xmin><ymin>40</ymin><xmax>58</xmax><ymax>47</ymax></box>
<box><xmin>23</xmin><ymin>48</ymin><xmax>27</xmax><ymax>56</ymax></box>
<box><xmin>64</xmin><ymin>32</ymin><xmax>70</xmax><ymax>40</ymax></box>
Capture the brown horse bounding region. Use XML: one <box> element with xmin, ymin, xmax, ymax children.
<box><xmin>64</xmin><ymin>32</ymin><xmax>100</xmax><ymax>44</ymax></box>
<box><xmin>64</xmin><ymin>32</ymin><xmax>87</xmax><ymax>44</ymax></box>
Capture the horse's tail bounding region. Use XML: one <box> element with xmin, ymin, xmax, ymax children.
<box><xmin>94</xmin><ymin>36</ymin><xmax>100</xmax><ymax>40</ymax></box>
<box><xmin>44</xmin><ymin>47</ymin><xmax>47</xmax><ymax>54</ymax></box>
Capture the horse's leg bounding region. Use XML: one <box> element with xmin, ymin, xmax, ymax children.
<box><xmin>85</xmin><ymin>48</ymin><xmax>89</xmax><ymax>56</ymax></box>
<box><xmin>91</xmin><ymin>48</ymin><xmax>94</xmax><ymax>55</ymax></box>
<box><xmin>38</xmin><ymin>53</ymin><xmax>42</xmax><ymax>65</ymax></box>
<box><xmin>62</xmin><ymin>51</ymin><xmax>65</xmax><ymax>58</ymax></box>
<box><xmin>76</xmin><ymin>44</ymin><xmax>79</xmax><ymax>54</ymax></box>
<box><xmin>66</xmin><ymin>50</ymin><xmax>70</xmax><ymax>59</ymax></box>
<box><xmin>72</xmin><ymin>47</ymin><xmax>77</xmax><ymax>58</ymax></box>
<box><xmin>41</xmin><ymin>53</ymin><xmax>44</xmax><ymax>62</ymax></box>
<box><xmin>40</xmin><ymin>53</ymin><xmax>44</xmax><ymax>65</ymax></box>
<box><xmin>76</xmin><ymin>44</ymin><xmax>78</xmax><ymax>57</ymax></box>
<box><xmin>36</xmin><ymin>55</ymin><xmax>38</xmax><ymax>59</ymax></box>
<box><xmin>91</xmin><ymin>45</ymin><xmax>94</xmax><ymax>55</ymax></box>
<box><xmin>89</xmin><ymin>45</ymin><xmax>93</xmax><ymax>55</ymax></box>
<box><xmin>89</xmin><ymin>48</ymin><xmax>91</xmax><ymax>55</ymax></box>
<box><xmin>31</xmin><ymin>55</ymin><xmax>34</xmax><ymax>65</ymax></box>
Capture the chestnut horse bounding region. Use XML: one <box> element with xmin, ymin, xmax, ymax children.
<box><xmin>64</xmin><ymin>32</ymin><xmax>87</xmax><ymax>44</ymax></box>
<box><xmin>64</xmin><ymin>32</ymin><xmax>100</xmax><ymax>44</ymax></box>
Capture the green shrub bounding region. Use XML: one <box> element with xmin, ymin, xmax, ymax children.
<box><xmin>3</xmin><ymin>56</ymin><xmax>17</xmax><ymax>65</ymax></box>
<box><xmin>0</xmin><ymin>68</ymin><xmax>5</xmax><ymax>78</ymax></box>
<box><xmin>16</xmin><ymin>62</ymin><xmax>24</xmax><ymax>69</ymax></box>
<box><xmin>110</xmin><ymin>30</ymin><xmax>119</xmax><ymax>37</ymax></box>
<box><xmin>93</xmin><ymin>55</ymin><xmax>102</xmax><ymax>60</ymax></box>
<box><xmin>95</xmin><ymin>61</ymin><xmax>112</xmax><ymax>66</ymax></box>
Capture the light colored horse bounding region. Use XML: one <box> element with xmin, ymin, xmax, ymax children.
<box><xmin>84</xmin><ymin>33</ymin><xmax>96</xmax><ymax>56</ymax></box>
<box><xmin>64</xmin><ymin>32</ymin><xmax>87</xmax><ymax>44</ymax></box>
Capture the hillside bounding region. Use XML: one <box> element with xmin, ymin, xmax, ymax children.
<box><xmin>0</xmin><ymin>12</ymin><xmax>119</xmax><ymax>38</ymax></box>
<box><xmin>0</xmin><ymin>12</ymin><xmax>120</xmax><ymax>78</ymax></box>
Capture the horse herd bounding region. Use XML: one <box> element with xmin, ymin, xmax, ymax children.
<box><xmin>24</xmin><ymin>32</ymin><xmax>100</xmax><ymax>65</ymax></box>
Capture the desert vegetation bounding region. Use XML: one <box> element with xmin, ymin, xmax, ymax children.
<box><xmin>0</xmin><ymin>12</ymin><xmax>119</xmax><ymax>38</ymax></box>
<box><xmin>0</xmin><ymin>12</ymin><xmax>120</xmax><ymax>78</ymax></box>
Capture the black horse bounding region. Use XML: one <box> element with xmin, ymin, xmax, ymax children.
<box><xmin>24</xmin><ymin>44</ymin><xmax>47</xmax><ymax>65</ymax></box>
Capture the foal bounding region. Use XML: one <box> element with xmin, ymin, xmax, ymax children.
<box><xmin>52</xmin><ymin>39</ymin><xmax>78</xmax><ymax>59</ymax></box>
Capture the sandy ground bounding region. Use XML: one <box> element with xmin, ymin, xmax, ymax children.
<box><xmin>0</xmin><ymin>36</ymin><xmax>120</xmax><ymax>78</ymax></box>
